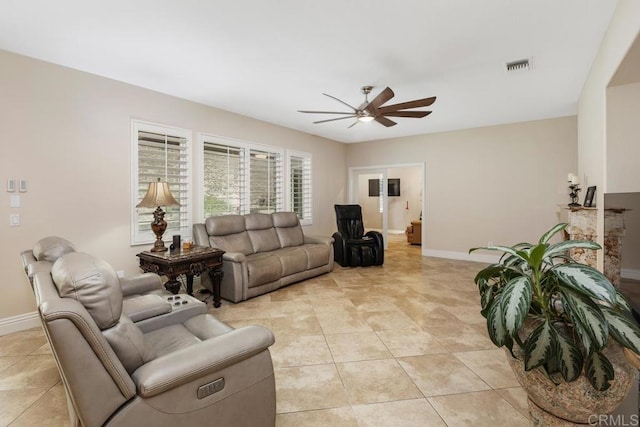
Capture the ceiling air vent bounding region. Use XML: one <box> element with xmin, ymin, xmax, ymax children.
<box><xmin>505</xmin><ymin>58</ymin><xmax>530</xmax><ymax>72</ymax></box>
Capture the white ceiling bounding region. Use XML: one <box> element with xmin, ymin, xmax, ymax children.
<box><xmin>0</xmin><ymin>0</ymin><xmax>618</xmax><ymax>143</ymax></box>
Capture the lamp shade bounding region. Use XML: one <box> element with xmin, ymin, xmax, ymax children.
<box><xmin>136</xmin><ymin>178</ymin><xmax>180</xmax><ymax>208</ymax></box>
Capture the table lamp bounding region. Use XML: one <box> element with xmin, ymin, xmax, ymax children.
<box><xmin>136</xmin><ymin>178</ymin><xmax>180</xmax><ymax>252</ymax></box>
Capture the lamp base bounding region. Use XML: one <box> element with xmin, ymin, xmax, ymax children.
<box><xmin>150</xmin><ymin>207</ymin><xmax>168</xmax><ymax>252</ymax></box>
<box><xmin>150</xmin><ymin>239</ymin><xmax>168</xmax><ymax>252</ymax></box>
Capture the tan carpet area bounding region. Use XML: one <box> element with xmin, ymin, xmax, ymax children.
<box><xmin>0</xmin><ymin>235</ymin><xmax>530</xmax><ymax>426</ymax></box>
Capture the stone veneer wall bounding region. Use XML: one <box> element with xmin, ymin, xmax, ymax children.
<box><xmin>564</xmin><ymin>207</ymin><xmax>626</xmax><ymax>286</ymax></box>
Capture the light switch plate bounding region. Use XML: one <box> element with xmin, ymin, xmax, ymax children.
<box><xmin>9</xmin><ymin>194</ymin><xmax>20</xmax><ymax>208</ymax></box>
<box><xmin>9</xmin><ymin>214</ymin><xmax>20</xmax><ymax>226</ymax></box>
<box><xmin>19</xmin><ymin>179</ymin><xmax>27</xmax><ymax>192</ymax></box>
<box><xmin>7</xmin><ymin>179</ymin><xmax>16</xmax><ymax>192</ymax></box>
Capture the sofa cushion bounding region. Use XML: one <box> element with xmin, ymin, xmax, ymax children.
<box><xmin>33</xmin><ymin>236</ymin><xmax>75</xmax><ymax>262</ymax></box>
<box><xmin>276</xmin><ymin>247</ymin><xmax>308</xmax><ymax>276</ymax></box>
<box><xmin>183</xmin><ymin>314</ymin><xmax>233</xmax><ymax>340</ymax></box>
<box><xmin>206</xmin><ymin>215</ymin><xmax>254</xmax><ymax>255</ymax></box>
<box><xmin>246</xmin><ymin>253</ymin><xmax>282</xmax><ymax>288</ymax></box>
<box><xmin>273</xmin><ymin>212</ymin><xmax>304</xmax><ymax>247</ymax></box>
<box><xmin>303</xmin><ymin>244</ymin><xmax>332</xmax><ymax>269</ymax></box>
<box><xmin>52</xmin><ymin>252</ymin><xmax>123</xmax><ymax>330</ymax></box>
<box><xmin>245</xmin><ymin>213</ymin><xmax>281</xmax><ymax>252</ymax></box>
<box><xmin>144</xmin><ymin>324</ymin><xmax>202</xmax><ymax>358</ymax></box>
<box><xmin>102</xmin><ymin>315</ymin><xmax>156</xmax><ymax>374</ymax></box>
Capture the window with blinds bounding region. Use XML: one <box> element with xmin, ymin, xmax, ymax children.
<box><xmin>131</xmin><ymin>121</ymin><xmax>191</xmax><ymax>245</ymax></box>
<box><xmin>249</xmin><ymin>148</ymin><xmax>283</xmax><ymax>214</ymax></box>
<box><xmin>199</xmin><ymin>135</ymin><xmax>287</xmax><ymax>219</ymax></box>
<box><xmin>287</xmin><ymin>151</ymin><xmax>312</xmax><ymax>225</ymax></box>
<box><xmin>203</xmin><ymin>142</ymin><xmax>246</xmax><ymax>216</ymax></box>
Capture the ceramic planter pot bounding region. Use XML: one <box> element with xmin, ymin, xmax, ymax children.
<box><xmin>506</xmin><ymin>341</ymin><xmax>636</xmax><ymax>423</ymax></box>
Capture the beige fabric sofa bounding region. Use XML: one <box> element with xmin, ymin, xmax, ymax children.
<box><xmin>31</xmin><ymin>251</ymin><xmax>276</xmax><ymax>427</ymax></box>
<box><xmin>193</xmin><ymin>212</ymin><xmax>333</xmax><ymax>303</ymax></box>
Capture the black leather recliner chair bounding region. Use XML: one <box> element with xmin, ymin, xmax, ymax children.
<box><xmin>332</xmin><ymin>204</ymin><xmax>384</xmax><ymax>267</ymax></box>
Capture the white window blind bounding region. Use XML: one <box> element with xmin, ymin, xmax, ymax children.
<box><xmin>203</xmin><ymin>142</ymin><xmax>246</xmax><ymax>216</ymax></box>
<box><xmin>287</xmin><ymin>151</ymin><xmax>312</xmax><ymax>225</ymax></box>
<box><xmin>199</xmin><ymin>134</ymin><xmax>286</xmax><ymax>219</ymax></box>
<box><xmin>132</xmin><ymin>121</ymin><xmax>191</xmax><ymax>245</ymax></box>
<box><xmin>249</xmin><ymin>148</ymin><xmax>283</xmax><ymax>214</ymax></box>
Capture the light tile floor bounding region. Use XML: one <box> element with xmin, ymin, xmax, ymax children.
<box><xmin>0</xmin><ymin>235</ymin><xmax>531</xmax><ymax>426</ymax></box>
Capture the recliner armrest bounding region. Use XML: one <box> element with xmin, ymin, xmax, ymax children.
<box><xmin>304</xmin><ymin>235</ymin><xmax>333</xmax><ymax>246</ymax></box>
<box><xmin>132</xmin><ymin>325</ymin><xmax>275</xmax><ymax>397</ymax></box>
<box><xmin>120</xmin><ymin>273</ymin><xmax>163</xmax><ymax>297</ymax></box>
<box><xmin>223</xmin><ymin>252</ymin><xmax>247</xmax><ymax>263</ymax></box>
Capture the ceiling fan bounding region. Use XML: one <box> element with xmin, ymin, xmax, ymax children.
<box><xmin>298</xmin><ymin>86</ymin><xmax>436</xmax><ymax>128</ymax></box>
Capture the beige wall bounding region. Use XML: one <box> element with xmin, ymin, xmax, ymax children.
<box><xmin>357</xmin><ymin>174</ymin><xmax>383</xmax><ymax>229</ymax></box>
<box><xmin>605</xmin><ymin>193</ymin><xmax>640</xmax><ymax>273</ymax></box>
<box><xmin>577</xmin><ymin>0</ymin><xmax>640</xmax><ymax>269</ymax></box>
<box><xmin>346</xmin><ymin>117</ymin><xmax>577</xmax><ymax>259</ymax></box>
<box><xmin>0</xmin><ymin>50</ymin><xmax>347</xmax><ymax>322</ymax></box>
<box><xmin>387</xmin><ymin>167</ymin><xmax>422</xmax><ymax>232</ymax></box>
<box><xmin>606</xmin><ymin>82</ymin><xmax>640</xmax><ymax>193</ymax></box>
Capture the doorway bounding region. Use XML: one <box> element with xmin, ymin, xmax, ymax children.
<box><xmin>348</xmin><ymin>163</ymin><xmax>425</xmax><ymax>252</ymax></box>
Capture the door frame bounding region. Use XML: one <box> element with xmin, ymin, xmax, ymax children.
<box><xmin>348</xmin><ymin>162</ymin><xmax>425</xmax><ymax>251</ymax></box>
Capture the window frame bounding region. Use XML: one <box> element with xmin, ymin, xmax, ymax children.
<box><xmin>285</xmin><ymin>149</ymin><xmax>313</xmax><ymax>225</ymax></box>
<box><xmin>131</xmin><ymin>120</ymin><xmax>192</xmax><ymax>246</ymax></box>
<box><xmin>197</xmin><ymin>133</ymin><xmax>286</xmax><ymax>221</ymax></box>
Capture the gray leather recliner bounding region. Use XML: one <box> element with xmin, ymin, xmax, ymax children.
<box><xmin>32</xmin><ymin>251</ymin><xmax>276</xmax><ymax>427</ymax></box>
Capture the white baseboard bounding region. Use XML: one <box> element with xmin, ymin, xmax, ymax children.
<box><xmin>0</xmin><ymin>311</ymin><xmax>41</xmax><ymax>336</ymax></box>
<box><xmin>621</xmin><ymin>269</ymin><xmax>640</xmax><ymax>281</ymax></box>
<box><xmin>422</xmin><ymin>248</ymin><xmax>501</xmax><ymax>264</ymax></box>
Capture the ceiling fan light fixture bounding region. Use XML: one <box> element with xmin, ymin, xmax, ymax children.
<box><xmin>358</xmin><ymin>115</ymin><xmax>375</xmax><ymax>122</ymax></box>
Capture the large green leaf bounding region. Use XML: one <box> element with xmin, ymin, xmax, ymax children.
<box><xmin>473</xmin><ymin>264</ymin><xmax>503</xmax><ymax>285</ymax></box>
<box><xmin>500</xmin><ymin>276</ymin><xmax>532</xmax><ymax>336</ymax></box>
<box><xmin>524</xmin><ymin>320</ymin><xmax>553</xmax><ymax>370</ymax></box>
<box><xmin>585</xmin><ymin>351</ymin><xmax>614</xmax><ymax>391</ymax></box>
<box><xmin>486</xmin><ymin>299</ymin><xmax>508</xmax><ymax>347</ymax></box>
<box><xmin>560</xmin><ymin>289</ymin><xmax>609</xmax><ymax>350</ymax></box>
<box><xmin>469</xmin><ymin>245</ymin><xmax>524</xmax><ymax>262</ymax></box>
<box><xmin>552</xmin><ymin>264</ymin><xmax>617</xmax><ymax>304</ymax></box>
<box><xmin>602</xmin><ymin>308</ymin><xmax>640</xmax><ymax>354</ymax></box>
<box><xmin>551</xmin><ymin>328</ymin><xmax>583</xmax><ymax>382</ymax></box>
<box><xmin>545</xmin><ymin>240</ymin><xmax>601</xmax><ymax>260</ymax></box>
<box><xmin>528</xmin><ymin>243</ymin><xmax>548</xmax><ymax>272</ymax></box>
<box><xmin>614</xmin><ymin>290</ymin><xmax>632</xmax><ymax>314</ymax></box>
<box><xmin>480</xmin><ymin>285</ymin><xmax>493</xmax><ymax>312</ymax></box>
<box><xmin>539</xmin><ymin>223</ymin><xmax>568</xmax><ymax>245</ymax></box>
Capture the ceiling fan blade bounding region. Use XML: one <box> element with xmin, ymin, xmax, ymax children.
<box><xmin>313</xmin><ymin>115</ymin><xmax>357</xmax><ymax>124</ymax></box>
<box><xmin>298</xmin><ymin>110</ymin><xmax>356</xmax><ymax>115</ymax></box>
<box><xmin>347</xmin><ymin>120</ymin><xmax>359</xmax><ymax>129</ymax></box>
<box><xmin>375</xmin><ymin>116</ymin><xmax>397</xmax><ymax>127</ymax></box>
<box><xmin>365</xmin><ymin>87</ymin><xmax>395</xmax><ymax>111</ymax></box>
<box><xmin>381</xmin><ymin>110</ymin><xmax>432</xmax><ymax>118</ymax></box>
<box><xmin>322</xmin><ymin>93</ymin><xmax>358</xmax><ymax>111</ymax></box>
<box><xmin>377</xmin><ymin>96</ymin><xmax>437</xmax><ymax>113</ymax></box>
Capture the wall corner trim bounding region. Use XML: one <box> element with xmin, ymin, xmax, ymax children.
<box><xmin>0</xmin><ymin>311</ymin><xmax>40</xmax><ymax>336</ymax></box>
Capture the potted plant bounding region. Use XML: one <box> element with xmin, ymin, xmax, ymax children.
<box><xmin>470</xmin><ymin>223</ymin><xmax>640</xmax><ymax>422</ymax></box>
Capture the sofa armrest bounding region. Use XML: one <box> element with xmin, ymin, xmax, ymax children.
<box><xmin>119</xmin><ymin>273</ymin><xmax>163</xmax><ymax>297</ymax></box>
<box><xmin>223</xmin><ymin>252</ymin><xmax>247</xmax><ymax>263</ymax></box>
<box><xmin>304</xmin><ymin>235</ymin><xmax>333</xmax><ymax>246</ymax></box>
<box><xmin>132</xmin><ymin>325</ymin><xmax>275</xmax><ymax>397</ymax></box>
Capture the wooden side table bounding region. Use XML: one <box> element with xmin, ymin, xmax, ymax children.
<box><xmin>136</xmin><ymin>246</ymin><xmax>225</xmax><ymax>308</ymax></box>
